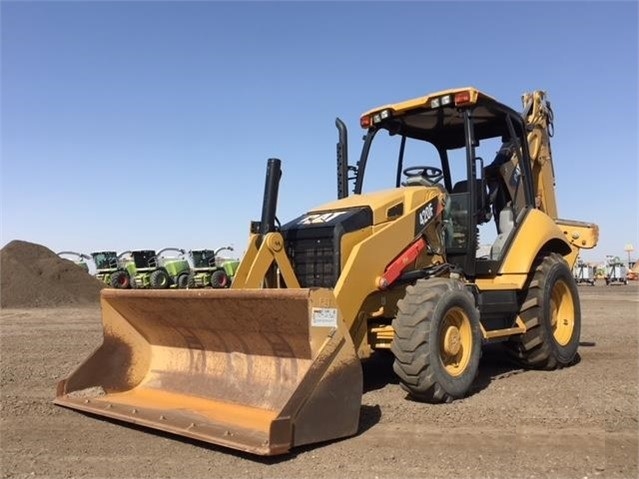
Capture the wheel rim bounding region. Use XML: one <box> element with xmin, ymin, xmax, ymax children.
<box><xmin>439</xmin><ymin>306</ymin><xmax>472</xmax><ymax>377</ymax></box>
<box><xmin>212</xmin><ymin>273</ymin><xmax>227</xmax><ymax>287</ymax></box>
<box><xmin>550</xmin><ymin>279</ymin><xmax>575</xmax><ymax>346</ymax></box>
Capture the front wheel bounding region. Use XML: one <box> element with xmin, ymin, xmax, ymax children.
<box><xmin>391</xmin><ymin>278</ymin><xmax>482</xmax><ymax>403</ymax></box>
<box><xmin>506</xmin><ymin>252</ymin><xmax>581</xmax><ymax>369</ymax></box>
<box><xmin>210</xmin><ymin>269</ymin><xmax>229</xmax><ymax>288</ymax></box>
<box><xmin>149</xmin><ymin>269</ymin><xmax>170</xmax><ymax>289</ymax></box>
<box><xmin>176</xmin><ymin>273</ymin><xmax>189</xmax><ymax>289</ymax></box>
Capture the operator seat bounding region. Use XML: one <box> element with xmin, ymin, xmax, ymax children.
<box><xmin>490</xmin><ymin>205</ymin><xmax>515</xmax><ymax>259</ymax></box>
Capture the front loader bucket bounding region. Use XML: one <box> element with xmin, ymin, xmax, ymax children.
<box><xmin>54</xmin><ymin>288</ymin><xmax>362</xmax><ymax>455</ymax></box>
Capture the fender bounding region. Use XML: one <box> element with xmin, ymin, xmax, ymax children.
<box><xmin>499</xmin><ymin>208</ymin><xmax>572</xmax><ymax>276</ymax></box>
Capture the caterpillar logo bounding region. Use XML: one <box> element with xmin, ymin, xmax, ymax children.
<box><xmin>298</xmin><ymin>211</ymin><xmax>347</xmax><ymax>225</ymax></box>
<box><xmin>414</xmin><ymin>198</ymin><xmax>439</xmax><ymax>236</ymax></box>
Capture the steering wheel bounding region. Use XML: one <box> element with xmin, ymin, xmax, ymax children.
<box><xmin>403</xmin><ymin>166</ymin><xmax>444</xmax><ymax>184</ymax></box>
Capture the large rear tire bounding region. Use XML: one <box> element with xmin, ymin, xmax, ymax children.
<box><xmin>506</xmin><ymin>252</ymin><xmax>581</xmax><ymax>369</ymax></box>
<box><xmin>109</xmin><ymin>270</ymin><xmax>130</xmax><ymax>289</ymax></box>
<box><xmin>391</xmin><ymin>278</ymin><xmax>481</xmax><ymax>403</ymax></box>
<box><xmin>149</xmin><ymin>269</ymin><xmax>170</xmax><ymax>289</ymax></box>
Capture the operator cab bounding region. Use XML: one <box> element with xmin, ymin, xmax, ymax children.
<box><xmin>92</xmin><ymin>251</ymin><xmax>118</xmax><ymax>270</ymax></box>
<box><xmin>191</xmin><ymin>249</ymin><xmax>217</xmax><ymax>269</ymax></box>
<box><xmin>131</xmin><ymin>250</ymin><xmax>158</xmax><ymax>269</ymax></box>
<box><xmin>347</xmin><ymin>87</ymin><xmax>536</xmax><ymax>278</ymax></box>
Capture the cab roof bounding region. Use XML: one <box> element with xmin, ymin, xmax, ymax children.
<box><xmin>361</xmin><ymin>87</ymin><xmax>524</xmax><ymax>150</ymax></box>
<box><xmin>361</xmin><ymin>87</ymin><xmax>503</xmax><ymax>118</ymax></box>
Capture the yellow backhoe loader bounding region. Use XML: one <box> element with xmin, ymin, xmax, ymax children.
<box><xmin>55</xmin><ymin>87</ymin><xmax>598</xmax><ymax>456</ymax></box>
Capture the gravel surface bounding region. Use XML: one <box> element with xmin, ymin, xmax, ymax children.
<box><xmin>1</xmin><ymin>283</ymin><xmax>637</xmax><ymax>478</ymax></box>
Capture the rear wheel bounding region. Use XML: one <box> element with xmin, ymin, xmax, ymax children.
<box><xmin>176</xmin><ymin>273</ymin><xmax>189</xmax><ymax>289</ymax></box>
<box><xmin>210</xmin><ymin>269</ymin><xmax>229</xmax><ymax>288</ymax></box>
<box><xmin>391</xmin><ymin>278</ymin><xmax>481</xmax><ymax>403</ymax></box>
<box><xmin>187</xmin><ymin>272</ymin><xmax>196</xmax><ymax>289</ymax></box>
<box><xmin>149</xmin><ymin>269</ymin><xmax>170</xmax><ymax>289</ymax></box>
<box><xmin>506</xmin><ymin>252</ymin><xmax>580</xmax><ymax>369</ymax></box>
<box><xmin>109</xmin><ymin>270</ymin><xmax>130</xmax><ymax>289</ymax></box>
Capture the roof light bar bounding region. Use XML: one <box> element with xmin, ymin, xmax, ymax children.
<box><xmin>454</xmin><ymin>91</ymin><xmax>472</xmax><ymax>106</ymax></box>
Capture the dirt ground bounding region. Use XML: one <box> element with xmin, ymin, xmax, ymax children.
<box><xmin>1</xmin><ymin>283</ymin><xmax>637</xmax><ymax>479</ymax></box>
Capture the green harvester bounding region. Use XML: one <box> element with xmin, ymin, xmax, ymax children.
<box><xmin>91</xmin><ymin>251</ymin><xmax>134</xmax><ymax>289</ymax></box>
<box><xmin>130</xmin><ymin>248</ymin><xmax>191</xmax><ymax>289</ymax></box>
<box><xmin>187</xmin><ymin>247</ymin><xmax>238</xmax><ymax>288</ymax></box>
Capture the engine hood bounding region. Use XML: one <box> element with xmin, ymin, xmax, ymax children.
<box><xmin>306</xmin><ymin>186</ymin><xmax>444</xmax><ymax>226</ymax></box>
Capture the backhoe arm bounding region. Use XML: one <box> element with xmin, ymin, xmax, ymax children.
<box><xmin>522</xmin><ymin>90</ymin><xmax>558</xmax><ymax>219</ymax></box>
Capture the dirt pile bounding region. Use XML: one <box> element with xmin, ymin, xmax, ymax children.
<box><xmin>0</xmin><ymin>240</ymin><xmax>105</xmax><ymax>308</ymax></box>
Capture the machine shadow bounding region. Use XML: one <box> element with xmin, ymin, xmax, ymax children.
<box><xmin>361</xmin><ymin>350</ymin><xmax>399</xmax><ymax>393</ymax></box>
<box><xmin>470</xmin><ymin>343</ymin><xmax>527</xmax><ymax>394</ymax></box>
<box><xmin>360</xmin><ymin>344</ymin><xmax>531</xmax><ymax>398</ymax></box>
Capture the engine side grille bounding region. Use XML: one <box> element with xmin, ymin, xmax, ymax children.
<box><xmin>287</xmin><ymin>237</ymin><xmax>335</xmax><ymax>288</ymax></box>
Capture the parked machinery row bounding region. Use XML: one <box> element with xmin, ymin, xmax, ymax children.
<box><xmin>571</xmin><ymin>255</ymin><xmax>632</xmax><ymax>286</ymax></box>
<box><xmin>57</xmin><ymin>248</ymin><xmax>239</xmax><ymax>289</ymax></box>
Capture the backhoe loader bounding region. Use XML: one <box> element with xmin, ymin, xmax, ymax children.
<box><xmin>55</xmin><ymin>87</ymin><xmax>598</xmax><ymax>456</ymax></box>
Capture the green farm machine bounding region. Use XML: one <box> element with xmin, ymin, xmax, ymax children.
<box><xmin>57</xmin><ymin>251</ymin><xmax>91</xmax><ymax>273</ymax></box>
<box><xmin>91</xmin><ymin>251</ymin><xmax>134</xmax><ymax>289</ymax></box>
<box><xmin>129</xmin><ymin>248</ymin><xmax>191</xmax><ymax>289</ymax></box>
<box><xmin>187</xmin><ymin>246</ymin><xmax>238</xmax><ymax>288</ymax></box>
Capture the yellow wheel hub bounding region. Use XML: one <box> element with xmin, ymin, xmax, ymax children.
<box><xmin>551</xmin><ymin>279</ymin><xmax>575</xmax><ymax>346</ymax></box>
<box><xmin>439</xmin><ymin>307</ymin><xmax>472</xmax><ymax>377</ymax></box>
<box><xmin>443</xmin><ymin>326</ymin><xmax>461</xmax><ymax>355</ymax></box>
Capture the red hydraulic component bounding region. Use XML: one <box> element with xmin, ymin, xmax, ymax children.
<box><xmin>377</xmin><ymin>238</ymin><xmax>427</xmax><ymax>290</ymax></box>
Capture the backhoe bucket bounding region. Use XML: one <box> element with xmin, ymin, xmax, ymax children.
<box><xmin>54</xmin><ymin>288</ymin><xmax>363</xmax><ymax>455</ymax></box>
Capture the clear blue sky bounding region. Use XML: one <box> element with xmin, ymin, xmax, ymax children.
<box><xmin>1</xmin><ymin>1</ymin><xmax>637</xmax><ymax>263</ymax></box>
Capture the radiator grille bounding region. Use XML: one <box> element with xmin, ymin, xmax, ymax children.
<box><xmin>287</xmin><ymin>237</ymin><xmax>336</xmax><ymax>288</ymax></box>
